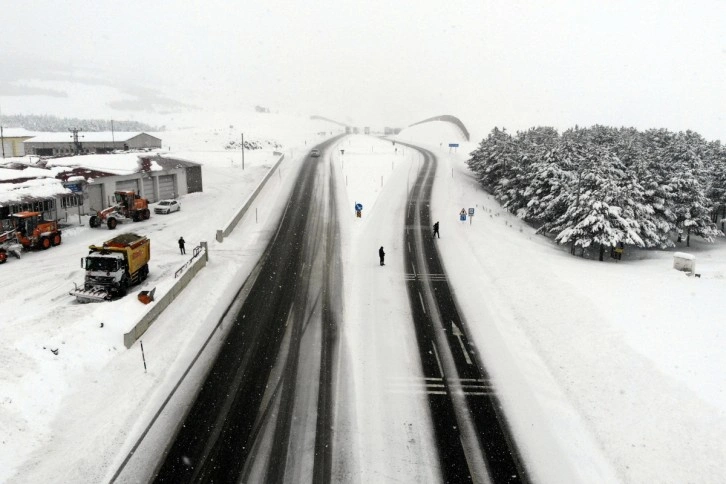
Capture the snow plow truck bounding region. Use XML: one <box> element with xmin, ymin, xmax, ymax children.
<box><xmin>70</xmin><ymin>233</ymin><xmax>150</xmax><ymax>303</ymax></box>
<box><xmin>89</xmin><ymin>191</ymin><xmax>150</xmax><ymax>229</ymax></box>
<box><xmin>0</xmin><ymin>212</ymin><xmax>62</xmax><ymax>264</ymax></box>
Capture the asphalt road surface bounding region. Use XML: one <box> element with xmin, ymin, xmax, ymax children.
<box><xmin>153</xmin><ymin>137</ymin><xmax>343</xmax><ymax>483</ymax></box>
<box><xmin>402</xmin><ymin>143</ymin><xmax>529</xmax><ymax>483</ymax></box>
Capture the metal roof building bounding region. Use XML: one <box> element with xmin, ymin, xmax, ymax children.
<box><xmin>24</xmin><ymin>132</ymin><xmax>162</xmax><ymax>156</ymax></box>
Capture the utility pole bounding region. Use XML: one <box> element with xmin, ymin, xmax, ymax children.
<box><xmin>241</xmin><ymin>133</ymin><xmax>245</xmax><ymax>170</ymax></box>
<box><xmin>0</xmin><ymin>103</ymin><xmax>5</xmax><ymax>158</ymax></box>
<box><xmin>69</xmin><ymin>128</ymin><xmax>84</xmax><ymax>155</ymax></box>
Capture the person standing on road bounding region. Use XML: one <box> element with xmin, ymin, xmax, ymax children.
<box><xmin>433</xmin><ymin>221</ymin><xmax>440</xmax><ymax>238</ymax></box>
<box><xmin>379</xmin><ymin>246</ymin><xmax>385</xmax><ymax>266</ymax></box>
<box><xmin>178</xmin><ymin>236</ymin><xmax>186</xmax><ymax>255</ymax></box>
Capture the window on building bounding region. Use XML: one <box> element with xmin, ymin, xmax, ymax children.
<box><xmin>61</xmin><ymin>194</ymin><xmax>83</xmax><ymax>208</ymax></box>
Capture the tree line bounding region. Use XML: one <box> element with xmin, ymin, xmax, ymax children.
<box><xmin>466</xmin><ymin>125</ymin><xmax>726</xmax><ymax>259</ymax></box>
<box><xmin>0</xmin><ymin>113</ymin><xmax>161</xmax><ymax>132</ymax></box>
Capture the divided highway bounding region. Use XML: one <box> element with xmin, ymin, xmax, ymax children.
<box><xmin>141</xmin><ymin>137</ymin><xmax>526</xmax><ymax>483</ymax></box>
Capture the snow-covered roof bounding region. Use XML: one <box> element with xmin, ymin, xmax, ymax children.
<box><xmin>673</xmin><ymin>252</ymin><xmax>696</xmax><ymax>260</ymax></box>
<box><xmin>0</xmin><ymin>177</ymin><xmax>71</xmax><ymax>206</ymax></box>
<box><xmin>0</xmin><ymin>128</ymin><xmax>36</xmax><ymax>138</ymax></box>
<box><xmin>0</xmin><ymin>166</ymin><xmax>60</xmax><ymax>181</ymax></box>
<box><xmin>46</xmin><ymin>153</ymin><xmax>163</xmax><ymax>176</ymax></box>
<box><xmin>23</xmin><ymin>132</ymin><xmax>159</xmax><ymax>143</ymax></box>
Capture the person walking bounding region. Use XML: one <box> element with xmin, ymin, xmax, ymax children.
<box><xmin>379</xmin><ymin>246</ymin><xmax>385</xmax><ymax>266</ymax></box>
<box><xmin>178</xmin><ymin>236</ymin><xmax>186</xmax><ymax>255</ymax></box>
<box><xmin>433</xmin><ymin>221</ymin><xmax>440</xmax><ymax>238</ymax></box>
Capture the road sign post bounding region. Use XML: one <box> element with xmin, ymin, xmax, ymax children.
<box><xmin>355</xmin><ymin>202</ymin><xmax>363</xmax><ymax>218</ymax></box>
<box><xmin>468</xmin><ymin>207</ymin><xmax>475</xmax><ymax>225</ymax></box>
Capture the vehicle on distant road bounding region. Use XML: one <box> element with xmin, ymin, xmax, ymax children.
<box><xmin>154</xmin><ymin>199</ymin><xmax>181</xmax><ymax>215</ymax></box>
<box><xmin>310</xmin><ymin>149</ymin><xmax>321</xmax><ymax>157</ymax></box>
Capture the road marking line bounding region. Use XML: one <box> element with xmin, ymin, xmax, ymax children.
<box><xmin>418</xmin><ymin>290</ymin><xmax>426</xmax><ymax>314</ymax></box>
<box><xmin>452</xmin><ymin>321</ymin><xmax>473</xmax><ymax>365</ymax></box>
<box><xmin>431</xmin><ymin>342</ymin><xmax>444</xmax><ymax>378</ymax></box>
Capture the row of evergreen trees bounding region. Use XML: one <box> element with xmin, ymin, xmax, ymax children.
<box><xmin>1</xmin><ymin>113</ymin><xmax>160</xmax><ymax>132</ymax></box>
<box><xmin>466</xmin><ymin>126</ymin><xmax>725</xmax><ymax>258</ymax></box>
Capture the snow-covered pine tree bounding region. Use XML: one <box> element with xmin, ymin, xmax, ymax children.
<box><xmin>549</xmin><ymin>145</ymin><xmax>648</xmax><ymax>260</ymax></box>
<box><xmin>466</xmin><ymin>127</ymin><xmax>517</xmax><ymax>199</ymax></box>
<box><xmin>664</xmin><ymin>131</ymin><xmax>720</xmax><ymax>246</ymax></box>
<box><xmin>704</xmin><ymin>140</ymin><xmax>726</xmax><ymax>223</ymax></box>
<box><xmin>524</xmin><ymin>136</ymin><xmax>583</xmax><ymax>230</ymax></box>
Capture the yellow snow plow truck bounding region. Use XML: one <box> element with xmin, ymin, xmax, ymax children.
<box><xmin>70</xmin><ymin>233</ymin><xmax>150</xmax><ymax>303</ymax></box>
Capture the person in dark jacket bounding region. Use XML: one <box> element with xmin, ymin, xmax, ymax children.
<box><xmin>379</xmin><ymin>246</ymin><xmax>385</xmax><ymax>266</ymax></box>
<box><xmin>433</xmin><ymin>221</ymin><xmax>440</xmax><ymax>238</ymax></box>
<box><xmin>178</xmin><ymin>236</ymin><xmax>186</xmax><ymax>255</ymax></box>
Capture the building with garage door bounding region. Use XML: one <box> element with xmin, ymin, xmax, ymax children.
<box><xmin>45</xmin><ymin>153</ymin><xmax>202</xmax><ymax>221</ymax></box>
<box><xmin>1</xmin><ymin>153</ymin><xmax>202</xmax><ymax>225</ymax></box>
<box><xmin>24</xmin><ymin>132</ymin><xmax>162</xmax><ymax>156</ymax></box>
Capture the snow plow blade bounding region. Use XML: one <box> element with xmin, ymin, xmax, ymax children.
<box><xmin>70</xmin><ymin>286</ymin><xmax>111</xmax><ymax>303</ymax></box>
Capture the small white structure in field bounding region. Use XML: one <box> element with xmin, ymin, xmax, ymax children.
<box><xmin>673</xmin><ymin>252</ymin><xmax>696</xmax><ymax>273</ymax></box>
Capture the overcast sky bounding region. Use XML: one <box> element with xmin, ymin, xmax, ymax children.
<box><xmin>1</xmin><ymin>0</ymin><xmax>724</xmax><ymax>140</ymax></box>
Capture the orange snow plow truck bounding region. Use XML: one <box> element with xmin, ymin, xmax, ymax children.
<box><xmin>89</xmin><ymin>191</ymin><xmax>150</xmax><ymax>230</ymax></box>
<box><xmin>0</xmin><ymin>212</ymin><xmax>62</xmax><ymax>264</ymax></box>
<box><xmin>70</xmin><ymin>233</ymin><xmax>150</xmax><ymax>303</ymax></box>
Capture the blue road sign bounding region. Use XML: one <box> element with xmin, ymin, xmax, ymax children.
<box><xmin>468</xmin><ymin>208</ymin><xmax>475</xmax><ymax>216</ymax></box>
<box><xmin>449</xmin><ymin>143</ymin><xmax>460</xmax><ymax>148</ymax></box>
<box><xmin>459</xmin><ymin>208</ymin><xmax>467</xmax><ymax>221</ymax></box>
<box><xmin>355</xmin><ymin>203</ymin><xmax>363</xmax><ymax>212</ymax></box>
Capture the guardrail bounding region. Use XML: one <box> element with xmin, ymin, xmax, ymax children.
<box><xmin>175</xmin><ymin>244</ymin><xmax>205</xmax><ymax>278</ymax></box>
<box><xmin>123</xmin><ymin>242</ymin><xmax>208</xmax><ymax>348</ymax></box>
<box><xmin>216</xmin><ymin>152</ymin><xmax>285</xmax><ymax>242</ymax></box>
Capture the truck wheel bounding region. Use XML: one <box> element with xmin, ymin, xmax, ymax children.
<box><xmin>118</xmin><ymin>274</ymin><xmax>130</xmax><ymax>297</ymax></box>
<box><xmin>40</xmin><ymin>237</ymin><xmax>51</xmax><ymax>250</ymax></box>
<box><xmin>107</xmin><ymin>218</ymin><xmax>117</xmax><ymax>230</ymax></box>
<box><xmin>89</xmin><ymin>215</ymin><xmax>100</xmax><ymax>228</ymax></box>
<box><xmin>52</xmin><ymin>233</ymin><xmax>62</xmax><ymax>246</ymax></box>
<box><xmin>133</xmin><ymin>212</ymin><xmax>141</xmax><ymax>222</ymax></box>
<box><xmin>142</xmin><ymin>208</ymin><xmax>150</xmax><ymax>220</ymax></box>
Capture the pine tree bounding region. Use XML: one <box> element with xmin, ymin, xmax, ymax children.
<box><xmin>664</xmin><ymin>132</ymin><xmax>720</xmax><ymax>246</ymax></box>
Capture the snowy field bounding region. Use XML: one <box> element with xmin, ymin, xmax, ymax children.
<box><xmin>1</xmin><ymin>117</ymin><xmax>724</xmax><ymax>483</ymax></box>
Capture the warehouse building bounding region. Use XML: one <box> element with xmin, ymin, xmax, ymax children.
<box><xmin>24</xmin><ymin>132</ymin><xmax>162</xmax><ymax>156</ymax></box>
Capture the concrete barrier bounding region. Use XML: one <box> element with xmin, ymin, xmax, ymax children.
<box><xmin>123</xmin><ymin>151</ymin><xmax>285</xmax><ymax>348</ymax></box>
<box><xmin>218</xmin><ymin>153</ymin><xmax>285</xmax><ymax>240</ymax></box>
<box><xmin>123</xmin><ymin>245</ymin><xmax>208</xmax><ymax>348</ymax></box>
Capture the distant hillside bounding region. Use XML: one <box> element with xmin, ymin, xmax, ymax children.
<box><xmin>0</xmin><ymin>113</ymin><xmax>162</xmax><ymax>132</ymax></box>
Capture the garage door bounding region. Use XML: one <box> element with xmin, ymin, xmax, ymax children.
<box><xmin>142</xmin><ymin>177</ymin><xmax>155</xmax><ymax>202</ymax></box>
<box><xmin>115</xmin><ymin>179</ymin><xmax>140</xmax><ymax>194</ymax></box>
<box><xmin>158</xmin><ymin>175</ymin><xmax>176</xmax><ymax>200</ymax></box>
<box><xmin>87</xmin><ymin>184</ymin><xmax>104</xmax><ymax>211</ymax></box>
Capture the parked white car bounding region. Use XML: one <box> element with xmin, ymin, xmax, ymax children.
<box><xmin>154</xmin><ymin>199</ymin><xmax>181</xmax><ymax>214</ymax></box>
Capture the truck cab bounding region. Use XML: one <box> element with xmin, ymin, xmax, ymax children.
<box><xmin>82</xmin><ymin>251</ymin><xmax>128</xmax><ymax>295</ymax></box>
